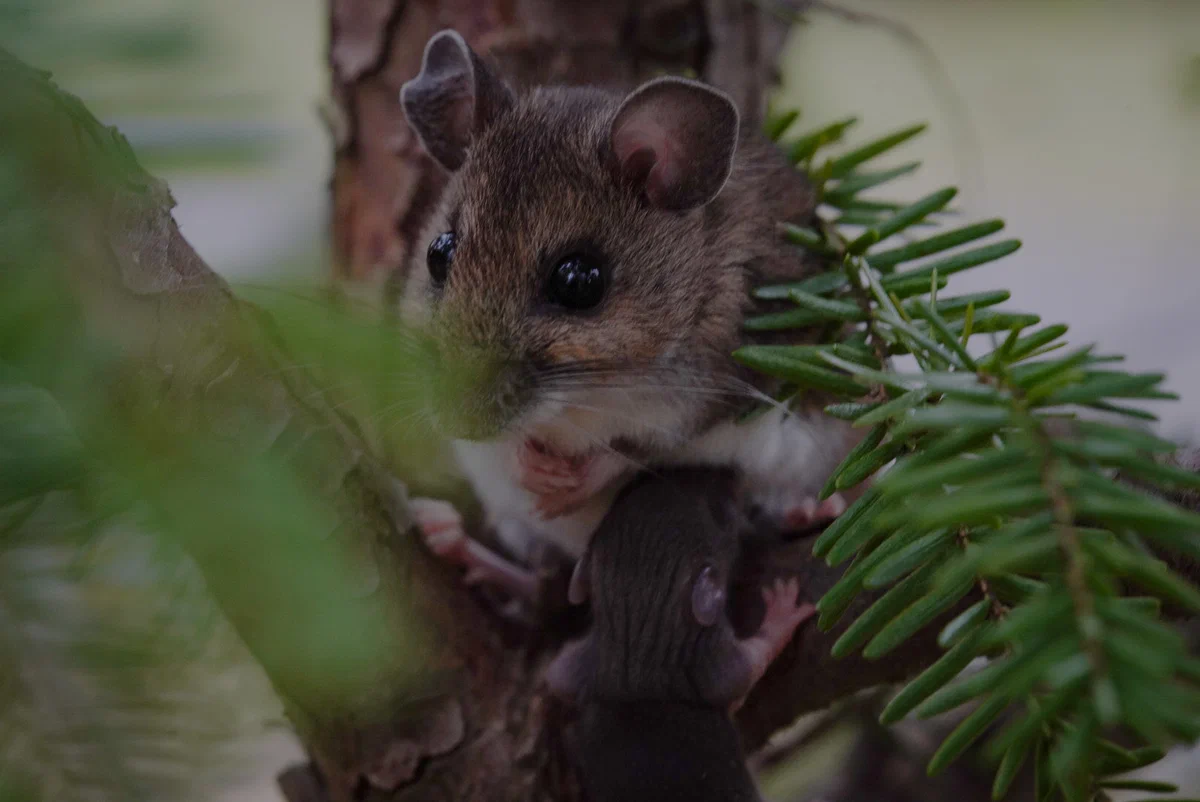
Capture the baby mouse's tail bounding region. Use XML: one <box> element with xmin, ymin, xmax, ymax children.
<box><xmin>575</xmin><ymin>700</ymin><xmax>762</xmax><ymax>802</ymax></box>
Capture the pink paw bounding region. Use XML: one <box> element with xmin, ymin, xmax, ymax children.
<box><xmin>411</xmin><ymin>497</ymin><xmax>468</xmax><ymax>559</ymax></box>
<box><xmin>519</xmin><ymin>439</ymin><xmax>585</xmax><ymax>488</ymax></box>
<box><xmin>410</xmin><ymin>497</ymin><xmax>539</xmax><ymax>601</ymax></box>
<box><xmin>517</xmin><ymin>440</ymin><xmax>627</xmax><ymax>520</ymax></box>
<box><xmin>731</xmin><ymin>577</ymin><xmax>817</xmax><ymax>711</ymax></box>
<box><xmin>783</xmin><ymin>493</ymin><xmax>848</xmax><ymax>531</ymax></box>
<box><xmin>760</xmin><ymin>577</ymin><xmax>817</xmax><ymax>637</ymax></box>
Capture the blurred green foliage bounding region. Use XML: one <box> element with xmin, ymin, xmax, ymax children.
<box><xmin>0</xmin><ymin>48</ymin><xmax>433</xmax><ymax>802</ymax></box>
<box><xmin>748</xmin><ymin>108</ymin><xmax>1200</xmax><ymax>802</ymax></box>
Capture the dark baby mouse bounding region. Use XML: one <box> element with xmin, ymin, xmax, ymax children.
<box><xmin>545</xmin><ymin>467</ymin><xmax>814</xmax><ymax>801</ymax></box>
<box><xmin>397</xmin><ymin>29</ymin><xmax>865</xmax><ymax>599</ymax></box>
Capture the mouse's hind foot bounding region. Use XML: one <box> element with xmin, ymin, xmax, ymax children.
<box><xmin>411</xmin><ymin>497</ymin><xmax>541</xmax><ymax>603</ymax></box>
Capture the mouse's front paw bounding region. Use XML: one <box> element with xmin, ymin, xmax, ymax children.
<box><xmin>519</xmin><ymin>443</ymin><xmax>627</xmax><ymax>520</ymax></box>
<box><xmin>517</xmin><ymin>439</ymin><xmax>585</xmax><ymax>495</ymax></box>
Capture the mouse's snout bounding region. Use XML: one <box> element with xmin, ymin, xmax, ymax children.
<box><xmin>423</xmin><ymin>340</ymin><xmax>532</xmax><ymax>441</ymax></box>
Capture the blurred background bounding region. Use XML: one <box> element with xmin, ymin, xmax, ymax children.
<box><xmin>1</xmin><ymin>1</ymin><xmax>1197</xmax><ymax>800</ymax></box>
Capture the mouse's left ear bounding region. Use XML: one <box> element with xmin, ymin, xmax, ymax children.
<box><xmin>400</xmin><ymin>29</ymin><xmax>515</xmax><ymax>171</ymax></box>
<box><xmin>608</xmin><ymin>77</ymin><xmax>739</xmax><ymax>211</ymax></box>
<box><xmin>691</xmin><ymin>563</ymin><xmax>727</xmax><ymax>627</ymax></box>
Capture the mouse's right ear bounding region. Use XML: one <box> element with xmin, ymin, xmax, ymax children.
<box><xmin>400</xmin><ymin>30</ymin><xmax>515</xmax><ymax>171</ymax></box>
<box><xmin>608</xmin><ymin>77</ymin><xmax>739</xmax><ymax>211</ymax></box>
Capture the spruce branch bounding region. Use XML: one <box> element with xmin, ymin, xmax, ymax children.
<box><xmin>745</xmin><ymin>111</ymin><xmax>1200</xmax><ymax>801</ymax></box>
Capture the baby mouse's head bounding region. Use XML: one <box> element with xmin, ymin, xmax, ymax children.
<box><xmin>400</xmin><ymin>30</ymin><xmax>752</xmax><ymax>457</ymax></box>
<box><xmin>547</xmin><ymin>469</ymin><xmax>748</xmax><ymax>704</ymax></box>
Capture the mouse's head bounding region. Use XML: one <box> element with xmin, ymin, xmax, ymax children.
<box><xmin>400</xmin><ymin>30</ymin><xmax>750</xmax><ymax>457</ymax></box>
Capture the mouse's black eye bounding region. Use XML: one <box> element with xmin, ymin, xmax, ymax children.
<box><xmin>546</xmin><ymin>254</ymin><xmax>606</xmax><ymax>310</ymax></box>
<box><xmin>427</xmin><ymin>231</ymin><xmax>457</xmax><ymax>284</ymax></box>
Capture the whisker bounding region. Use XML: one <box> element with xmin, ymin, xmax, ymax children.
<box><xmin>535</xmin><ymin>359</ymin><xmax>798</xmax><ymax>420</ymax></box>
<box><xmin>542</xmin><ymin>381</ymin><xmax>757</xmax><ymax>405</ymax></box>
<box><xmin>549</xmin><ymin>399</ymin><xmax>679</xmax><ymax>440</ymax></box>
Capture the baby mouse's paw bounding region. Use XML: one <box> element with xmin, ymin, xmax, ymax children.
<box><xmin>760</xmin><ymin>577</ymin><xmax>816</xmax><ymax>640</ymax></box>
<box><xmin>733</xmin><ymin>578</ymin><xmax>816</xmax><ymax>709</ymax></box>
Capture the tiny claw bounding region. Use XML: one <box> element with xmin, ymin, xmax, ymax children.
<box><xmin>425</xmin><ymin>528</ymin><xmax>466</xmax><ymax>557</ymax></box>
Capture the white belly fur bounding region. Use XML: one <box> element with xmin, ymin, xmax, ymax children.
<box><xmin>452</xmin><ymin>407</ymin><xmax>848</xmax><ymax>562</ymax></box>
<box><xmin>451</xmin><ymin>439</ymin><xmax>620</xmax><ymax>560</ymax></box>
<box><xmin>675</xmin><ymin>407</ymin><xmax>852</xmax><ymax>517</ymax></box>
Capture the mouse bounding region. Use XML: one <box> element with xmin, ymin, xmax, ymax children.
<box><xmin>543</xmin><ymin>466</ymin><xmax>814</xmax><ymax>802</ymax></box>
<box><xmin>397</xmin><ymin>29</ymin><xmax>863</xmax><ymax>598</ymax></box>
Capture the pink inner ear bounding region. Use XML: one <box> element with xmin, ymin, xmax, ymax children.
<box><xmin>691</xmin><ymin>564</ymin><xmax>726</xmax><ymax>627</ymax></box>
<box><xmin>613</xmin><ymin>121</ymin><xmax>680</xmax><ymax>203</ymax></box>
<box><xmin>646</xmin><ymin>159</ymin><xmax>682</xmax><ymax>209</ymax></box>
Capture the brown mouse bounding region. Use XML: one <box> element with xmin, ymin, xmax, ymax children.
<box><xmin>544</xmin><ymin>466</ymin><xmax>814</xmax><ymax>802</ymax></box>
<box><xmin>398</xmin><ymin>30</ymin><xmax>862</xmax><ymax>596</ymax></box>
